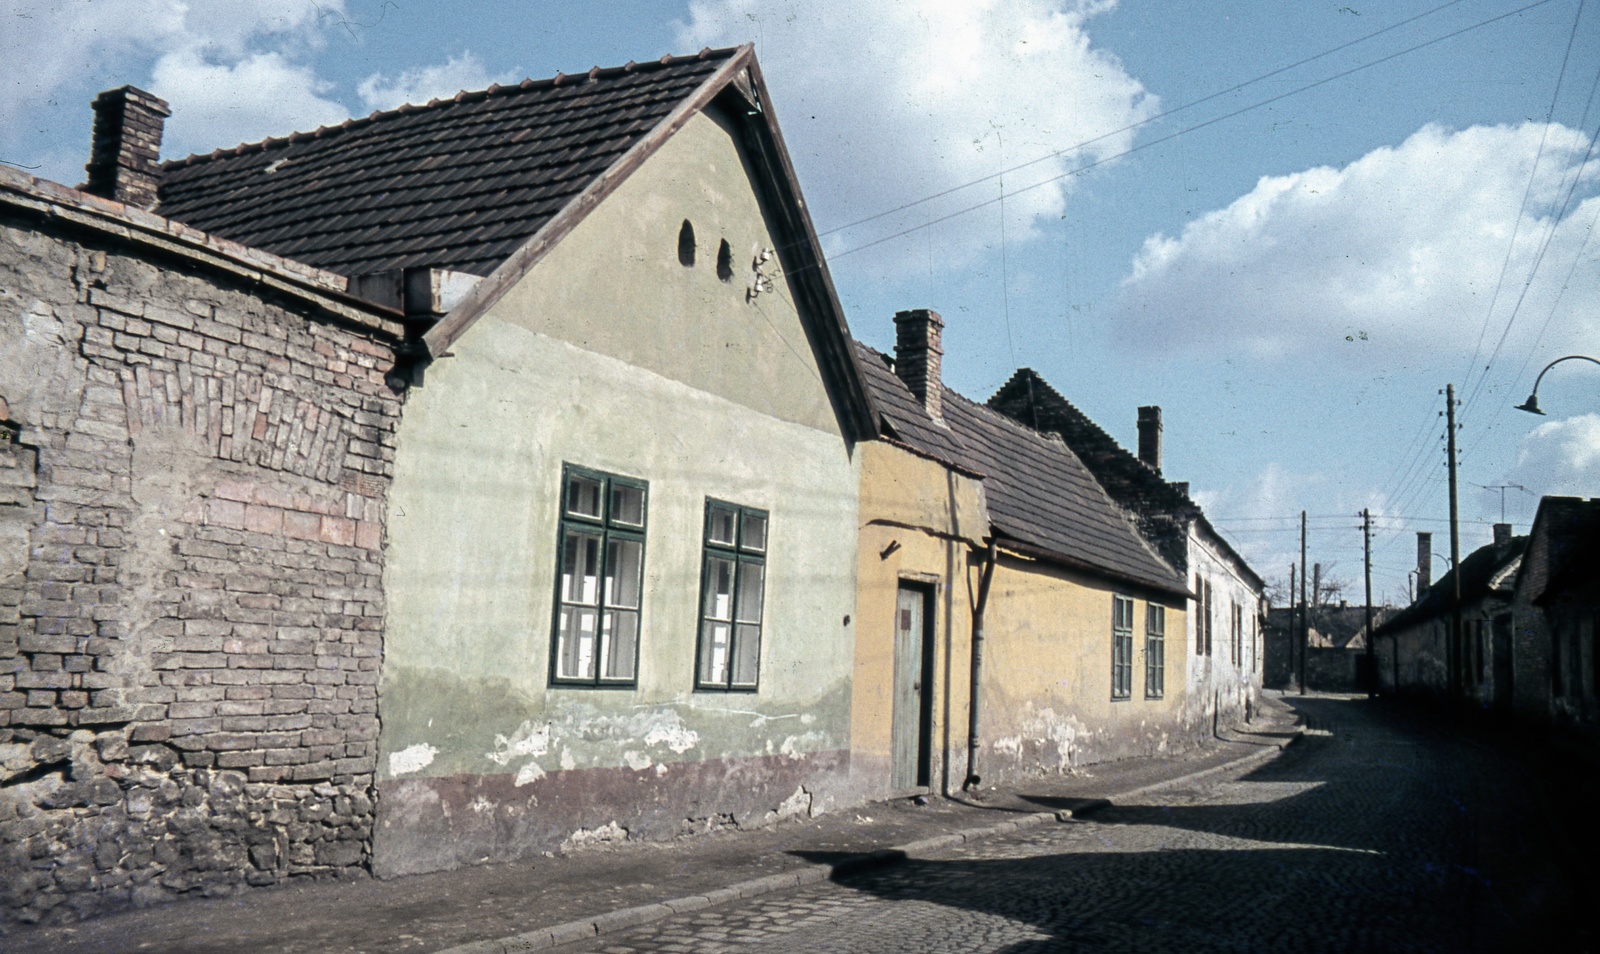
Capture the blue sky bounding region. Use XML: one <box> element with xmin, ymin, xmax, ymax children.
<box><xmin>5</xmin><ymin>0</ymin><xmax>1597</xmax><ymax>604</ymax></box>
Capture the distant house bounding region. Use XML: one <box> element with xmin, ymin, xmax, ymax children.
<box><xmin>851</xmin><ymin>310</ymin><xmax>1193</xmax><ymax>791</ymax></box>
<box><xmin>1264</xmin><ymin>603</ymin><xmax>1394</xmax><ymax>693</ymax></box>
<box><xmin>988</xmin><ymin>371</ymin><xmax>1265</xmax><ymax>729</ymax></box>
<box><xmin>1512</xmin><ymin>496</ymin><xmax>1600</xmax><ymax>727</ymax></box>
<box><xmin>1372</xmin><ymin>524</ymin><xmax>1525</xmax><ymax>710</ymax></box>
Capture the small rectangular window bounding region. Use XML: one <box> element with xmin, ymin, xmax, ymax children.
<box><xmin>1145</xmin><ymin>604</ymin><xmax>1166</xmax><ymax>698</ymax></box>
<box><xmin>551</xmin><ymin>465</ymin><xmax>647</xmax><ymax>687</ymax></box>
<box><xmin>697</xmin><ymin>500</ymin><xmax>768</xmax><ymax>691</ymax></box>
<box><xmin>1112</xmin><ymin>595</ymin><xmax>1134</xmax><ymax>700</ymax></box>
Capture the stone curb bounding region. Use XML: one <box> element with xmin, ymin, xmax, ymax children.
<box><xmin>434</xmin><ymin>723</ymin><xmax>1304</xmax><ymax>954</ymax></box>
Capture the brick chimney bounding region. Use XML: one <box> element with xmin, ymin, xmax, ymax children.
<box><xmin>1416</xmin><ymin>532</ymin><xmax>1432</xmax><ymax>596</ymax></box>
<box><xmin>1137</xmin><ymin>405</ymin><xmax>1162</xmax><ymax>474</ymax></box>
<box><xmin>893</xmin><ymin>309</ymin><xmax>944</xmax><ymax>419</ymax></box>
<box><xmin>1493</xmin><ymin>523</ymin><xmax>1512</xmax><ymax>547</ymax></box>
<box><xmin>84</xmin><ymin>86</ymin><xmax>170</xmax><ymax>209</ymax></box>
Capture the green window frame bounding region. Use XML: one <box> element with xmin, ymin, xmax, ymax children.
<box><xmin>549</xmin><ymin>465</ymin><xmax>648</xmax><ymax>687</ymax></box>
<box><xmin>1145</xmin><ymin>604</ymin><xmax>1166</xmax><ymax>699</ymax></box>
<box><xmin>696</xmin><ymin>500</ymin><xmax>768</xmax><ymax>691</ymax></box>
<box><xmin>1112</xmin><ymin>595</ymin><xmax>1134</xmax><ymax>700</ymax></box>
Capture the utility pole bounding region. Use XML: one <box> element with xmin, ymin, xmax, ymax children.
<box><xmin>1363</xmin><ymin>508</ymin><xmax>1374</xmax><ymax>697</ymax></box>
<box><xmin>1288</xmin><ymin>563</ymin><xmax>1296</xmax><ymax>691</ymax></box>
<box><xmin>1299</xmin><ymin>510</ymin><xmax>1308</xmax><ymax>696</ymax></box>
<box><xmin>1446</xmin><ymin>384</ymin><xmax>1463</xmax><ymax>702</ymax></box>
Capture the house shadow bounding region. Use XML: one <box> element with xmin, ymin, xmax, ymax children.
<box><xmin>788</xmin><ymin>697</ymin><xmax>1578</xmax><ymax>952</ymax></box>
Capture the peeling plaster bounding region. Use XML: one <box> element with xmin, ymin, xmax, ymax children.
<box><xmin>622</xmin><ymin>751</ymin><xmax>653</xmax><ymax>771</ymax></box>
<box><xmin>642</xmin><ymin>723</ymin><xmax>699</xmax><ymax>754</ymax></box>
<box><xmin>561</xmin><ymin>820</ymin><xmax>628</xmax><ymax>853</ymax></box>
<box><xmin>487</xmin><ymin>721</ymin><xmax>551</xmax><ymax>766</ymax></box>
<box><xmin>389</xmin><ymin>743</ymin><xmax>439</xmax><ymax>776</ymax></box>
<box><xmin>514</xmin><ymin>761</ymin><xmax>546</xmax><ymax>787</ymax></box>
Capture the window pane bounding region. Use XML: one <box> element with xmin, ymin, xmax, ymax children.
<box><xmin>611</xmin><ymin>484</ymin><xmax>645</xmax><ymax>527</ymax></box>
<box><xmin>566</xmin><ymin>474</ymin><xmax>603</xmax><ymax>519</ymax></box>
<box><xmin>740</xmin><ymin>512</ymin><xmax>767</xmax><ymax>552</ymax></box>
<box><xmin>1148</xmin><ymin>605</ymin><xmax>1164</xmax><ymax>636</ymax></box>
<box><xmin>735</xmin><ymin>561</ymin><xmax>764</xmax><ymax>623</ymax></box>
<box><xmin>708</xmin><ymin>506</ymin><xmax>737</xmax><ymax>546</ymax></box>
<box><xmin>700</xmin><ymin>621</ymin><xmax>731</xmax><ymax>684</ymax></box>
<box><xmin>601</xmin><ymin>610</ymin><xmax>639</xmax><ymax>680</ymax></box>
<box><xmin>605</xmin><ymin>538</ymin><xmax>643</xmax><ymax>609</ymax></box>
<box><xmin>561</xmin><ymin>531</ymin><xmax>602</xmax><ymax>605</ymax></box>
<box><xmin>704</xmin><ymin>556</ymin><xmax>734</xmax><ymax>620</ymax></box>
<box><xmin>731</xmin><ymin>623</ymin><xmax>761</xmax><ymax>686</ymax></box>
<box><xmin>556</xmin><ymin>607</ymin><xmax>598</xmax><ymax>680</ymax></box>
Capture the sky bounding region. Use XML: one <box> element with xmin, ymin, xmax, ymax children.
<box><xmin>4</xmin><ymin>0</ymin><xmax>1598</xmax><ymax>606</ymax></box>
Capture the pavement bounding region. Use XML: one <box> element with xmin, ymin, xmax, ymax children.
<box><xmin>9</xmin><ymin>694</ymin><xmax>1304</xmax><ymax>954</ymax></box>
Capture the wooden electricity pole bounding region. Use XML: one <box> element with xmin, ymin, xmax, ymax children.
<box><xmin>1299</xmin><ymin>510</ymin><xmax>1308</xmax><ymax>696</ymax></box>
<box><xmin>1446</xmin><ymin>384</ymin><xmax>1462</xmax><ymax>701</ymax></box>
<box><xmin>1363</xmin><ymin>508</ymin><xmax>1374</xmax><ymax>697</ymax></box>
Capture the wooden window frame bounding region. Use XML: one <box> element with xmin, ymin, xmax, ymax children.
<box><xmin>548</xmin><ymin>465</ymin><xmax>648</xmax><ymax>688</ymax></box>
<box><xmin>1145</xmin><ymin>604</ymin><xmax>1166</xmax><ymax>699</ymax></box>
<box><xmin>1112</xmin><ymin>595</ymin><xmax>1135</xmax><ymax>701</ymax></box>
<box><xmin>695</xmin><ymin>499</ymin><xmax>769</xmax><ymax>692</ymax></box>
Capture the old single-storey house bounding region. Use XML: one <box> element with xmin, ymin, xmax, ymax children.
<box><xmin>1512</xmin><ymin>496</ymin><xmax>1599</xmax><ymax>728</ymax></box>
<box><xmin>987</xmin><ymin>371</ymin><xmax>1265</xmax><ymax>730</ymax></box>
<box><xmin>3</xmin><ymin>43</ymin><xmax>882</xmax><ymax>917</ymax></box>
<box><xmin>851</xmin><ymin>310</ymin><xmax>1192</xmax><ymax>793</ymax></box>
<box><xmin>1373</xmin><ymin>524</ymin><xmax>1525</xmax><ymax>711</ymax></box>
<box><xmin>148</xmin><ymin>45</ymin><xmax>878</xmax><ymax>875</ymax></box>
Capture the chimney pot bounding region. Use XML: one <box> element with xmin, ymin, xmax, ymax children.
<box><xmin>1493</xmin><ymin>523</ymin><xmax>1512</xmax><ymax>547</ymax></box>
<box><xmin>1416</xmin><ymin>532</ymin><xmax>1432</xmax><ymax>596</ymax></box>
<box><xmin>1137</xmin><ymin>405</ymin><xmax>1162</xmax><ymax>473</ymax></box>
<box><xmin>85</xmin><ymin>86</ymin><xmax>170</xmax><ymax>209</ymax></box>
<box><xmin>893</xmin><ymin>309</ymin><xmax>944</xmax><ymax>420</ymax></box>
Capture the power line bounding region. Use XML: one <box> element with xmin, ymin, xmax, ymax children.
<box><xmin>828</xmin><ymin>0</ymin><xmax>1561</xmax><ymax>261</ymax></box>
<box><xmin>816</xmin><ymin>0</ymin><xmax>1474</xmax><ymax>240</ymax></box>
<box><xmin>1459</xmin><ymin>0</ymin><xmax>1591</xmax><ymax>414</ymax></box>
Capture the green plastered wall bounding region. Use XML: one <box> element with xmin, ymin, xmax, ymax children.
<box><xmin>374</xmin><ymin>105</ymin><xmax>862</xmax><ymax>875</ymax></box>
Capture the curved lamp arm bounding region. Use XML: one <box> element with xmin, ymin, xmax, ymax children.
<box><xmin>1515</xmin><ymin>354</ymin><xmax>1600</xmax><ymax>415</ymax></box>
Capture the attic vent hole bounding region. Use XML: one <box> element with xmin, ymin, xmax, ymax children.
<box><xmin>716</xmin><ymin>239</ymin><xmax>733</xmax><ymax>283</ymax></box>
<box><xmin>678</xmin><ymin>220</ymin><xmax>696</xmax><ymax>267</ymax></box>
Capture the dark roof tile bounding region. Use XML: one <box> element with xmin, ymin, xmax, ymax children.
<box><xmin>156</xmin><ymin>50</ymin><xmax>737</xmax><ymax>277</ymax></box>
<box><xmin>855</xmin><ymin>342</ymin><xmax>1183</xmax><ymax>594</ymax></box>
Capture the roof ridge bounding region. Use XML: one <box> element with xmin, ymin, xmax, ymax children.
<box><xmin>160</xmin><ymin>45</ymin><xmax>745</xmax><ymax>171</ymax></box>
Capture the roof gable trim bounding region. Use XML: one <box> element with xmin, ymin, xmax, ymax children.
<box><xmin>420</xmin><ymin>46</ymin><xmax>754</xmax><ymax>357</ymax></box>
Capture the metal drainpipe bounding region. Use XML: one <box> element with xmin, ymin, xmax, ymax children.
<box><xmin>964</xmin><ymin>539</ymin><xmax>999</xmax><ymax>791</ymax></box>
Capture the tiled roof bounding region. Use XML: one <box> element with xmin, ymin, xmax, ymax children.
<box><xmin>856</xmin><ymin>343</ymin><xmax>1185</xmax><ymax>595</ymax></box>
<box><xmin>155</xmin><ymin>50</ymin><xmax>738</xmax><ymax>278</ymax></box>
<box><xmin>1375</xmin><ymin>535</ymin><xmax>1527</xmax><ymax>635</ymax></box>
<box><xmin>988</xmin><ymin>367</ymin><xmax>1262</xmax><ymax>589</ymax></box>
<box><xmin>1516</xmin><ymin>496</ymin><xmax>1600</xmax><ymax>606</ymax></box>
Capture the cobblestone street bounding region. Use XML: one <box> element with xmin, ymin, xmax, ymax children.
<box><xmin>565</xmin><ymin>696</ymin><xmax>1587</xmax><ymax>953</ymax></box>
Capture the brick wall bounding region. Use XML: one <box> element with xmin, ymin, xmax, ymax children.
<box><xmin>0</xmin><ymin>204</ymin><xmax>401</xmax><ymax>926</ymax></box>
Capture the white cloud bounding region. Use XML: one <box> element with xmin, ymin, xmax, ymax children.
<box><xmin>1</xmin><ymin>0</ymin><xmax>349</xmax><ymax>177</ymax></box>
<box><xmin>1111</xmin><ymin>123</ymin><xmax>1600</xmax><ymax>364</ymax></box>
<box><xmin>357</xmin><ymin>52</ymin><xmax>519</xmax><ymax>113</ymax></box>
<box><xmin>152</xmin><ymin>50</ymin><xmax>350</xmax><ymax>159</ymax></box>
<box><xmin>676</xmin><ymin>0</ymin><xmax>1157</xmax><ymax>270</ymax></box>
<box><xmin>1506</xmin><ymin>413</ymin><xmax>1600</xmax><ymax>499</ymax></box>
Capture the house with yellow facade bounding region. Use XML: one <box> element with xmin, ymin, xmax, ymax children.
<box><xmin>852</xmin><ymin>310</ymin><xmax>1193</xmax><ymax>797</ymax></box>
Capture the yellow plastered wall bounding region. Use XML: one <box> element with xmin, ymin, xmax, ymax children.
<box><xmin>852</xmin><ymin>441</ymin><xmax>985</xmax><ymax>796</ymax></box>
<box><xmin>980</xmin><ymin>554</ymin><xmax>1189</xmax><ymax>777</ymax></box>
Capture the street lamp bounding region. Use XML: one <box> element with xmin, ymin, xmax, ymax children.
<box><xmin>1514</xmin><ymin>355</ymin><xmax>1600</xmax><ymax>415</ymax></box>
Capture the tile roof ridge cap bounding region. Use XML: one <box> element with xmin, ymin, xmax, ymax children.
<box><xmin>162</xmin><ymin>46</ymin><xmax>748</xmax><ymax>171</ymax></box>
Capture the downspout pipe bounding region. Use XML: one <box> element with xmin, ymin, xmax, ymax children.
<box><xmin>964</xmin><ymin>538</ymin><xmax>999</xmax><ymax>792</ymax></box>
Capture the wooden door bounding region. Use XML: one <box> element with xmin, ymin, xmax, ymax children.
<box><xmin>892</xmin><ymin>584</ymin><xmax>933</xmax><ymax>791</ymax></box>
